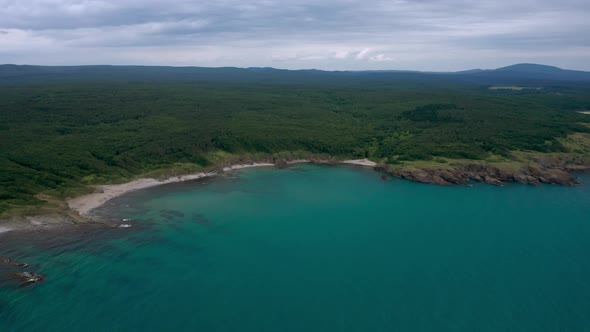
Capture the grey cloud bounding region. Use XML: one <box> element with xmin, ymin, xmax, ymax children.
<box><xmin>0</xmin><ymin>0</ymin><xmax>589</xmax><ymax>70</ymax></box>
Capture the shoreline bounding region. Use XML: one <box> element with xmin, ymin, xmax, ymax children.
<box><xmin>3</xmin><ymin>157</ymin><xmax>588</xmax><ymax>234</ymax></box>
<box><xmin>0</xmin><ymin>159</ymin><xmax>375</xmax><ymax>234</ymax></box>
<box><xmin>67</xmin><ymin>162</ymin><xmax>276</xmax><ymax>216</ymax></box>
<box><xmin>68</xmin><ymin>159</ymin><xmax>375</xmax><ymax>217</ymax></box>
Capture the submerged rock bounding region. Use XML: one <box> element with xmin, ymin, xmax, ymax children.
<box><xmin>0</xmin><ymin>272</ymin><xmax>46</xmax><ymax>288</ymax></box>
<box><xmin>381</xmin><ymin>174</ymin><xmax>394</xmax><ymax>181</ymax></box>
<box><xmin>14</xmin><ymin>272</ymin><xmax>46</xmax><ymax>287</ymax></box>
<box><xmin>0</xmin><ymin>257</ymin><xmax>29</xmax><ymax>268</ymax></box>
<box><xmin>160</xmin><ymin>209</ymin><xmax>185</xmax><ymax>219</ymax></box>
<box><xmin>15</xmin><ymin>272</ymin><xmax>45</xmax><ymax>283</ymax></box>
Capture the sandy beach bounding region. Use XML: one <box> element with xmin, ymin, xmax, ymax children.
<box><xmin>341</xmin><ymin>159</ymin><xmax>377</xmax><ymax>167</ymax></box>
<box><xmin>67</xmin><ymin>160</ymin><xmax>376</xmax><ymax>216</ymax></box>
<box><xmin>68</xmin><ymin>163</ymin><xmax>274</xmax><ymax>215</ymax></box>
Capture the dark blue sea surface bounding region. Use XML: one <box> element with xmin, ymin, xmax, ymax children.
<box><xmin>1</xmin><ymin>164</ymin><xmax>590</xmax><ymax>331</ymax></box>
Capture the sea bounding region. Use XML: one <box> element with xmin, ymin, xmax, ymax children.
<box><xmin>1</xmin><ymin>164</ymin><xmax>590</xmax><ymax>331</ymax></box>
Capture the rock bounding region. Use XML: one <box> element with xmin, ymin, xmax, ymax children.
<box><xmin>381</xmin><ymin>174</ymin><xmax>394</xmax><ymax>181</ymax></box>
<box><xmin>14</xmin><ymin>272</ymin><xmax>46</xmax><ymax>286</ymax></box>
<box><xmin>565</xmin><ymin>165</ymin><xmax>590</xmax><ymax>172</ymax></box>
<box><xmin>540</xmin><ymin>168</ymin><xmax>577</xmax><ymax>185</ymax></box>
<box><xmin>438</xmin><ymin>169</ymin><xmax>464</xmax><ymax>184</ymax></box>
<box><xmin>0</xmin><ymin>272</ymin><xmax>46</xmax><ymax>288</ymax></box>
<box><xmin>513</xmin><ymin>165</ymin><xmax>577</xmax><ymax>186</ymax></box>
<box><xmin>274</xmin><ymin>160</ymin><xmax>288</xmax><ymax>169</ymax></box>
<box><xmin>431</xmin><ymin>174</ymin><xmax>451</xmax><ymax>186</ymax></box>
<box><xmin>513</xmin><ymin>174</ymin><xmax>541</xmax><ymax>185</ymax></box>
<box><xmin>378</xmin><ymin>161</ymin><xmax>588</xmax><ymax>187</ymax></box>
<box><xmin>393</xmin><ymin>169</ymin><xmax>431</xmax><ymax>183</ymax></box>
<box><xmin>0</xmin><ymin>257</ymin><xmax>28</xmax><ymax>268</ymax></box>
<box><xmin>374</xmin><ymin>165</ymin><xmax>387</xmax><ymax>172</ymax></box>
<box><xmin>483</xmin><ymin>176</ymin><xmax>505</xmax><ymax>186</ymax></box>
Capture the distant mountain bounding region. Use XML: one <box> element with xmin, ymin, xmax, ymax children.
<box><xmin>1</xmin><ymin>63</ymin><xmax>589</xmax><ymax>85</ymax></box>
<box><xmin>496</xmin><ymin>63</ymin><xmax>562</xmax><ymax>72</ymax></box>
<box><xmin>467</xmin><ymin>63</ymin><xmax>590</xmax><ymax>83</ymax></box>
<box><xmin>453</xmin><ymin>69</ymin><xmax>485</xmax><ymax>74</ymax></box>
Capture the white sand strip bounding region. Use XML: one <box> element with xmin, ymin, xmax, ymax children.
<box><xmin>340</xmin><ymin>158</ymin><xmax>377</xmax><ymax>167</ymax></box>
<box><xmin>222</xmin><ymin>163</ymin><xmax>274</xmax><ymax>172</ymax></box>
<box><xmin>0</xmin><ymin>226</ymin><xmax>13</xmax><ymax>234</ymax></box>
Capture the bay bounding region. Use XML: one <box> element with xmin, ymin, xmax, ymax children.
<box><xmin>1</xmin><ymin>164</ymin><xmax>590</xmax><ymax>331</ymax></box>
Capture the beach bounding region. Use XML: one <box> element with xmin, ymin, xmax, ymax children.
<box><xmin>341</xmin><ymin>159</ymin><xmax>378</xmax><ymax>167</ymax></box>
<box><xmin>67</xmin><ymin>159</ymin><xmax>376</xmax><ymax>216</ymax></box>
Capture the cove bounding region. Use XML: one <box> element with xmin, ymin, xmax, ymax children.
<box><xmin>1</xmin><ymin>164</ymin><xmax>590</xmax><ymax>331</ymax></box>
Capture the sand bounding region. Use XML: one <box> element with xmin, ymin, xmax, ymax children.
<box><xmin>67</xmin><ymin>160</ymin><xmax>375</xmax><ymax>216</ymax></box>
<box><xmin>341</xmin><ymin>158</ymin><xmax>377</xmax><ymax>167</ymax></box>
<box><xmin>68</xmin><ymin>163</ymin><xmax>273</xmax><ymax>215</ymax></box>
<box><xmin>0</xmin><ymin>226</ymin><xmax>13</xmax><ymax>234</ymax></box>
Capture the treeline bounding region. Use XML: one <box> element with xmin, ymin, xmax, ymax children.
<box><xmin>1</xmin><ymin>81</ymin><xmax>589</xmax><ymax>215</ymax></box>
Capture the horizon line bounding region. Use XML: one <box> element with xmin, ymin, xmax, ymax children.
<box><xmin>1</xmin><ymin>62</ymin><xmax>587</xmax><ymax>74</ymax></box>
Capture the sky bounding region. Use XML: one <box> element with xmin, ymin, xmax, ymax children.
<box><xmin>1</xmin><ymin>0</ymin><xmax>589</xmax><ymax>71</ymax></box>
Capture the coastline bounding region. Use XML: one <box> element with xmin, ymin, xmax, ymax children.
<box><xmin>69</xmin><ymin>159</ymin><xmax>375</xmax><ymax>216</ymax></box>
<box><xmin>67</xmin><ymin>162</ymin><xmax>276</xmax><ymax>216</ymax></box>
<box><xmin>4</xmin><ymin>156</ymin><xmax>588</xmax><ymax>234</ymax></box>
<box><xmin>0</xmin><ymin>159</ymin><xmax>377</xmax><ymax>234</ymax></box>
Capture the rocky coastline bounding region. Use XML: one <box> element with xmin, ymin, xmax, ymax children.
<box><xmin>1</xmin><ymin>157</ymin><xmax>588</xmax><ymax>234</ymax></box>
<box><xmin>377</xmin><ymin>161</ymin><xmax>590</xmax><ymax>186</ymax></box>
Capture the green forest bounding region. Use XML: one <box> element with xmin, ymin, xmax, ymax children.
<box><xmin>2</xmin><ymin>79</ymin><xmax>590</xmax><ymax>216</ymax></box>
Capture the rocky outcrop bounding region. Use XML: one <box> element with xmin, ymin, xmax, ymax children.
<box><xmin>0</xmin><ymin>257</ymin><xmax>28</xmax><ymax>268</ymax></box>
<box><xmin>274</xmin><ymin>160</ymin><xmax>289</xmax><ymax>169</ymax></box>
<box><xmin>0</xmin><ymin>210</ymin><xmax>92</xmax><ymax>234</ymax></box>
<box><xmin>14</xmin><ymin>272</ymin><xmax>45</xmax><ymax>285</ymax></box>
<box><xmin>378</xmin><ymin>162</ymin><xmax>582</xmax><ymax>187</ymax></box>
<box><xmin>0</xmin><ymin>272</ymin><xmax>46</xmax><ymax>288</ymax></box>
<box><xmin>386</xmin><ymin>168</ymin><xmax>453</xmax><ymax>185</ymax></box>
<box><xmin>564</xmin><ymin>164</ymin><xmax>590</xmax><ymax>172</ymax></box>
<box><xmin>0</xmin><ymin>258</ymin><xmax>45</xmax><ymax>288</ymax></box>
<box><xmin>381</xmin><ymin>174</ymin><xmax>394</xmax><ymax>181</ymax></box>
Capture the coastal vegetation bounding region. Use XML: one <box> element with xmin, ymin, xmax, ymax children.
<box><xmin>2</xmin><ymin>68</ymin><xmax>590</xmax><ymax>217</ymax></box>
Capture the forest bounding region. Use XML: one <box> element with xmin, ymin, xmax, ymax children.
<box><xmin>2</xmin><ymin>76</ymin><xmax>590</xmax><ymax>216</ymax></box>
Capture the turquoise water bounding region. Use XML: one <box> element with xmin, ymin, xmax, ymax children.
<box><xmin>1</xmin><ymin>164</ymin><xmax>590</xmax><ymax>331</ymax></box>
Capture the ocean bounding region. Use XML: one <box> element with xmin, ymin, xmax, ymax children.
<box><xmin>1</xmin><ymin>164</ymin><xmax>590</xmax><ymax>331</ymax></box>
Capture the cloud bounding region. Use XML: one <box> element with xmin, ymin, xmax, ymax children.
<box><xmin>355</xmin><ymin>49</ymin><xmax>371</xmax><ymax>61</ymax></box>
<box><xmin>369</xmin><ymin>54</ymin><xmax>395</xmax><ymax>62</ymax></box>
<box><xmin>0</xmin><ymin>0</ymin><xmax>589</xmax><ymax>70</ymax></box>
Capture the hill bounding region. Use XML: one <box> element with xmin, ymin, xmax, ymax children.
<box><xmin>1</xmin><ymin>63</ymin><xmax>590</xmax><ymax>86</ymax></box>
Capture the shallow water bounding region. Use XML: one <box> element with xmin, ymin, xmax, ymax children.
<box><xmin>1</xmin><ymin>164</ymin><xmax>590</xmax><ymax>331</ymax></box>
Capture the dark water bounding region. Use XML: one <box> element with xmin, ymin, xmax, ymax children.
<box><xmin>1</xmin><ymin>164</ymin><xmax>590</xmax><ymax>331</ymax></box>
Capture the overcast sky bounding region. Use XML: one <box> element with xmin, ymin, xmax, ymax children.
<box><xmin>1</xmin><ymin>0</ymin><xmax>589</xmax><ymax>71</ymax></box>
